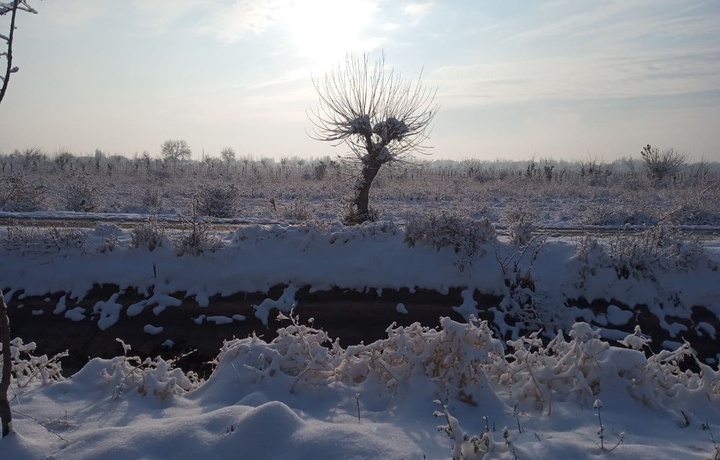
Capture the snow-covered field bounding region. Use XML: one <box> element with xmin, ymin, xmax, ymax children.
<box><xmin>1</xmin><ymin>217</ymin><xmax>720</xmax><ymax>459</ymax></box>
<box><xmin>2</xmin><ymin>156</ymin><xmax>720</xmax><ymax>458</ymax></box>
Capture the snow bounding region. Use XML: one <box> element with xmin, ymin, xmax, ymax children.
<box><xmin>1</xmin><ymin>220</ymin><xmax>720</xmax><ymax>458</ymax></box>
<box><xmin>64</xmin><ymin>307</ymin><xmax>85</xmax><ymax>322</ymax></box>
<box><xmin>206</xmin><ymin>315</ymin><xmax>233</xmax><ymax>325</ymax></box>
<box><xmin>143</xmin><ymin>324</ymin><xmax>164</xmax><ymax>335</ymax></box>
<box><xmin>92</xmin><ymin>292</ymin><xmax>123</xmax><ymax>330</ymax></box>
<box><xmin>3</xmin><ymin>316</ymin><xmax>720</xmax><ymax>459</ymax></box>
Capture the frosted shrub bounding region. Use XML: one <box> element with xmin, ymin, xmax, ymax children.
<box><xmin>213</xmin><ymin>314</ymin><xmax>504</xmax><ymax>404</ymax></box>
<box><xmin>334</xmin><ymin>316</ymin><xmax>504</xmax><ymax>405</ymax></box>
<box><xmin>608</xmin><ymin>225</ymin><xmax>711</xmax><ymax>277</ymax></box>
<box><xmin>502</xmin><ymin>206</ymin><xmax>536</xmax><ymax>246</ymax></box>
<box><xmin>96</xmin><ymin>339</ymin><xmax>201</xmax><ymax>400</ymax></box>
<box><xmin>64</xmin><ymin>175</ymin><xmax>99</xmax><ymax>212</ymax></box>
<box><xmin>174</xmin><ymin>208</ymin><xmax>224</xmax><ymax>256</ymax></box>
<box><xmin>1</xmin><ymin>225</ymin><xmax>87</xmax><ymax>255</ymax></box>
<box><xmin>0</xmin><ymin>173</ymin><xmax>46</xmax><ymax>211</ymax></box>
<box><xmin>404</xmin><ymin>212</ymin><xmax>496</xmax><ymax>257</ymax></box>
<box><xmin>573</xmin><ymin>236</ymin><xmax>613</xmax><ymax>287</ymax></box>
<box><xmin>130</xmin><ymin>218</ymin><xmax>166</xmax><ymax>251</ymax></box>
<box><xmin>212</xmin><ymin>313</ymin><xmax>338</xmax><ymax>390</ymax></box>
<box><xmin>499</xmin><ymin>323</ymin><xmax>609</xmax><ymax>413</ymax></box>
<box><xmin>579</xmin><ymin>205</ymin><xmax>657</xmax><ymax>226</ymax></box>
<box><xmin>141</xmin><ymin>187</ymin><xmax>163</xmax><ymax>210</ymax></box>
<box><xmin>281</xmin><ymin>199</ymin><xmax>312</xmax><ymax>221</ymax></box>
<box><xmin>196</xmin><ymin>183</ymin><xmax>239</xmax><ymax>218</ymax></box>
<box><xmin>434</xmin><ymin>399</ymin><xmax>496</xmax><ymax>459</ymax></box>
<box><xmin>662</xmin><ymin>202</ymin><xmax>719</xmax><ymax>226</ymax></box>
<box><xmin>0</xmin><ymin>337</ymin><xmax>67</xmax><ymax>388</ymax></box>
<box><xmin>103</xmin><ymin>356</ymin><xmax>201</xmax><ymax>401</ymax></box>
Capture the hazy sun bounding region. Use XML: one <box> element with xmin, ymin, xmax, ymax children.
<box><xmin>277</xmin><ymin>0</ymin><xmax>380</xmax><ymax>67</ymax></box>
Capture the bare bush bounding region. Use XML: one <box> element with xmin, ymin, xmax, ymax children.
<box><xmin>280</xmin><ymin>199</ymin><xmax>312</xmax><ymax>221</ymax></box>
<box><xmin>130</xmin><ymin>218</ymin><xmax>166</xmax><ymax>251</ymax></box>
<box><xmin>404</xmin><ymin>212</ymin><xmax>496</xmax><ymax>258</ymax></box>
<box><xmin>0</xmin><ymin>173</ymin><xmax>45</xmax><ymax>211</ymax></box>
<box><xmin>141</xmin><ymin>187</ymin><xmax>163</xmax><ymax>210</ymax></box>
<box><xmin>608</xmin><ymin>226</ymin><xmax>712</xmax><ymax>277</ymax></box>
<box><xmin>1</xmin><ymin>225</ymin><xmax>87</xmax><ymax>255</ymax></box>
<box><xmin>503</xmin><ymin>206</ymin><xmax>537</xmax><ymax>246</ymax></box>
<box><xmin>174</xmin><ymin>204</ymin><xmax>224</xmax><ymax>256</ymax></box>
<box><xmin>64</xmin><ymin>176</ymin><xmax>99</xmax><ymax>212</ymax></box>
<box><xmin>640</xmin><ymin>144</ymin><xmax>687</xmax><ymax>184</ymax></box>
<box><xmin>196</xmin><ymin>183</ymin><xmax>239</xmax><ymax>218</ymax></box>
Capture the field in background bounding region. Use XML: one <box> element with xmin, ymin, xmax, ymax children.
<box><xmin>2</xmin><ymin>151</ymin><xmax>720</xmax><ymax>229</ymax></box>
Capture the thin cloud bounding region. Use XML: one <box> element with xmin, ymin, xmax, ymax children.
<box><xmin>403</xmin><ymin>2</ymin><xmax>432</xmax><ymax>22</ymax></box>
<box><xmin>193</xmin><ymin>0</ymin><xmax>287</xmax><ymax>43</ymax></box>
<box><xmin>432</xmin><ymin>48</ymin><xmax>720</xmax><ymax>107</ymax></box>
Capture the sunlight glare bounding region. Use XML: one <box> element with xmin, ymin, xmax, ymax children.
<box><xmin>277</xmin><ymin>0</ymin><xmax>381</xmax><ymax>68</ymax></box>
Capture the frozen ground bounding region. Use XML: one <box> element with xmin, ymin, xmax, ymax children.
<box><xmin>2</xmin><ymin>156</ymin><xmax>720</xmax><ymax>458</ymax></box>
<box><xmin>1</xmin><ymin>217</ymin><xmax>720</xmax><ymax>459</ymax></box>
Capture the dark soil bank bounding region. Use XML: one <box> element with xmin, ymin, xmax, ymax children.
<box><xmin>5</xmin><ymin>285</ymin><xmax>496</xmax><ymax>377</ymax></box>
<box><xmin>5</xmin><ymin>285</ymin><xmax>719</xmax><ymax>377</ymax></box>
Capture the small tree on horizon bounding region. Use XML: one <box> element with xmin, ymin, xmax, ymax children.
<box><xmin>640</xmin><ymin>144</ymin><xmax>687</xmax><ymax>184</ymax></box>
<box><xmin>160</xmin><ymin>139</ymin><xmax>192</xmax><ymax>169</ymax></box>
<box><xmin>309</xmin><ymin>52</ymin><xmax>438</xmax><ymax>224</ymax></box>
<box><xmin>220</xmin><ymin>146</ymin><xmax>236</xmax><ymax>164</ymax></box>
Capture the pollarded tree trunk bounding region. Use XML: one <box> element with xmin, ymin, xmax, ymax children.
<box><xmin>0</xmin><ymin>291</ymin><xmax>12</xmax><ymax>437</ymax></box>
<box><xmin>351</xmin><ymin>162</ymin><xmax>381</xmax><ymax>223</ymax></box>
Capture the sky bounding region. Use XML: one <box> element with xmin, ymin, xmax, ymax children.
<box><xmin>1</xmin><ymin>0</ymin><xmax>719</xmax><ymax>162</ymax></box>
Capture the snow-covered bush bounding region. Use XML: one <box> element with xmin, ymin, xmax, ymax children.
<box><xmin>130</xmin><ymin>218</ymin><xmax>167</xmax><ymax>251</ymax></box>
<box><xmin>140</xmin><ymin>187</ymin><xmax>163</xmax><ymax>210</ymax></box>
<box><xmin>404</xmin><ymin>212</ymin><xmax>496</xmax><ymax>257</ymax></box>
<box><xmin>0</xmin><ymin>337</ymin><xmax>67</xmax><ymax>388</ymax></box>
<box><xmin>0</xmin><ymin>173</ymin><xmax>46</xmax><ymax>211</ymax></box>
<box><xmin>579</xmin><ymin>204</ymin><xmax>657</xmax><ymax>226</ymax></box>
<box><xmin>0</xmin><ymin>225</ymin><xmax>87</xmax><ymax>255</ymax></box>
<box><xmin>434</xmin><ymin>399</ymin><xmax>497</xmax><ymax>459</ymax></box>
<box><xmin>608</xmin><ymin>225</ymin><xmax>712</xmax><ymax>277</ymax></box>
<box><xmin>101</xmin><ymin>355</ymin><xmax>200</xmax><ymax>400</ymax></box>
<box><xmin>213</xmin><ymin>314</ymin><xmax>504</xmax><ymax>406</ymax></box>
<box><xmin>196</xmin><ymin>183</ymin><xmax>239</xmax><ymax>218</ymax></box>
<box><xmin>64</xmin><ymin>175</ymin><xmax>99</xmax><ymax>212</ymax></box>
<box><xmin>499</xmin><ymin>324</ymin><xmax>609</xmax><ymax>413</ymax></box>
<box><xmin>79</xmin><ymin>339</ymin><xmax>201</xmax><ymax>401</ymax></box>
<box><xmin>502</xmin><ymin>206</ymin><xmax>536</xmax><ymax>246</ymax></box>
<box><xmin>662</xmin><ymin>202</ymin><xmax>719</xmax><ymax>226</ymax></box>
<box><xmin>280</xmin><ymin>199</ymin><xmax>312</xmax><ymax>221</ymax></box>
<box><xmin>174</xmin><ymin>213</ymin><xmax>223</xmax><ymax>256</ymax></box>
<box><xmin>572</xmin><ymin>236</ymin><xmax>613</xmax><ymax>287</ymax></box>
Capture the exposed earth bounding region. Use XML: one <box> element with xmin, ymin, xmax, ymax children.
<box><xmin>6</xmin><ymin>285</ymin><xmax>718</xmax><ymax>377</ymax></box>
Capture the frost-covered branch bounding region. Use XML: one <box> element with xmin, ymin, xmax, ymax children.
<box><xmin>309</xmin><ymin>52</ymin><xmax>437</xmax><ymax>163</ymax></box>
<box><xmin>1</xmin><ymin>0</ymin><xmax>40</xmax><ymax>105</ymax></box>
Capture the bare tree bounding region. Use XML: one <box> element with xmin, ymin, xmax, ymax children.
<box><xmin>220</xmin><ymin>146</ymin><xmax>236</xmax><ymax>164</ymax></box>
<box><xmin>309</xmin><ymin>52</ymin><xmax>438</xmax><ymax>223</ymax></box>
<box><xmin>640</xmin><ymin>144</ymin><xmax>687</xmax><ymax>184</ymax></box>
<box><xmin>160</xmin><ymin>139</ymin><xmax>192</xmax><ymax>169</ymax></box>
<box><xmin>1</xmin><ymin>0</ymin><xmax>40</xmax><ymax>438</ymax></box>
